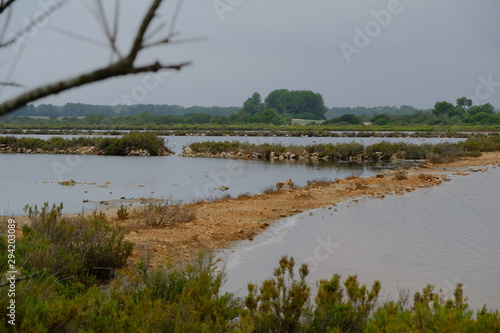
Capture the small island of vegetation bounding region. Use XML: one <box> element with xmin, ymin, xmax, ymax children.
<box><xmin>0</xmin><ymin>131</ymin><xmax>172</xmax><ymax>156</ymax></box>
<box><xmin>182</xmin><ymin>136</ymin><xmax>500</xmax><ymax>164</ymax></box>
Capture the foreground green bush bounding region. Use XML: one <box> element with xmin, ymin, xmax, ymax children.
<box><xmin>1</xmin><ymin>203</ymin><xmax>500</xmax><ymax>331</ymax></box>
<box><xmin>19</xmin><ymin>203</ymin><xmax>133</xmax><ymax>283</ymax></box>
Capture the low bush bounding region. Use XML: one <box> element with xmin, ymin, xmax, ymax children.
<box><xmin>353</xmin><ymin>178</ymin><xmax>369</xmax><ymax>189</ymax></box>
<box><xmin>20</xmin><ymin>202</ymin><xmax>133</xmax><ymax>283</ymax></box>
<box><xmin>116</xmin><ymin>205</ymin><xmax>129</xmax><ymax>220</ymax></box>
<box><xmin>367</xmin><ymin>284</ymin><xmax>500</xmax><ymax>332</ymax></box>
<box><xmin>140</xmin><ymin>198</ymin><xmax>195</xmax><ymax>227</ymax></box>
<box><xmin>393</xmin><ymin>170</ymin><xmax>408</xmax><ymax>181</ymax></box>
<box><xmin>418</xmin><ymin>173</ymin><xmax>434</xmax><ymax>181</ymax></box>
<box><xmin>306</xmin><ymin>177</ymin><xmax>334</xmax><ymax>188</ymax></box>
<box><xmin>262</xmin><ymin>185</ymin><xmax>280</xmax><ymax>194</ymax></box>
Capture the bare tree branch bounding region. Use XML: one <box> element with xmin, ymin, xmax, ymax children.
<box><xmin>0</xmin><ymin>270</ymin><xmax>44</xmax><ymax>287</ymax></box>
<box><xmin>50</xmin><ymin>25</ymin><xmax>109</xmax><ymax>49</ymax></box>
<box><xmin>0</xmin><ymin>0</ymin><xmax>16</xmax><ymax>15</ymax></box>
<box><xmin>128</xmin><ymin>0</ymin><xmax>162</xmax><ymax>62</ymax></box>
<box><xmin>0</xmin><ymin>3</ymin><xmax>13</xmax><ymax>45</ymax></box>
<box><xmin>0</xmin><ymin>0</ymin><xmax>192</xmax><ymax>116</ymax></box>
<box><xmin>0</xmin><ymin>0</ymin><xmax>69</xmax><ymax>48</ymax></box>
<box><xmin>93</xmin><ymin>0</ymin><xmax>122</xmax><ymax>59</ymax></box>
<box><xmin>169</xmin><ymin>0</ymin><xmax>184</xmax><ymax>37</ymax></box>
<box><xmin>0</xmin><ymin>81</ymin><xmax>22</xmax><ymax>87</ymax></box>
<box><xmin>0</xmin><ymin>58</ymin><xmax>190</xmax><ymax>116</ymax></box>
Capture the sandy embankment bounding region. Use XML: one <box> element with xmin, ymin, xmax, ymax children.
<box><xmin>122</xmin><ymin>152</ymin><xmax>500</xmax><ymax>267</ymax></box>
<box><xmin>8</xmin><ymin>152</ymin><xmax>500</xmax><ymax>268</ymax></box>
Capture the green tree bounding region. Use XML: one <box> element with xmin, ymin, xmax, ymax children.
<box><xmin>241</xmin><ymin>92</ymin><xmax>265</xmax><ymax>115</ymax></box>
<box><xmin>264</xmin><ymin>89</ymin><xmax>327</xmax><ymax>119</ymax></box>
<box><xmin>432</xmin><ymin>101</ymin><xmax>455</xmax><ymax>116</ymax></box>
<box><xmin>264</xmin><ymin>89</ymin><xmax>290</xmax><ymax>113</ymax></box>
<box><xmin>471</xmin><ymin>103</ymin><xmax>494</xmax><ymax>115</ymax></box>
<box><xmin>456</xmin><ymin>97</ymin><xmax>472</xmax><ymax>114</ymax></box>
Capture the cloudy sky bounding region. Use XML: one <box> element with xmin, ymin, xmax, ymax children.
<box><xmin>1</xmin><ymin>0</ymin><xmax>499</xmax><ymax>110</ymax></box>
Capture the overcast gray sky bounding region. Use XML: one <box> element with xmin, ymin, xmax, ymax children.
<box><xmin>1</xmin><ymin>0</ymin><xmax>499</xmax><ymax>109</ymax></box>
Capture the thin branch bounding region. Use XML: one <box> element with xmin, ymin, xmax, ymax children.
<box><xmin>0</xmin><ymin>0</ymin><xmax>16</xmax><ymax>15</ymax></box>
<box><xmin>144</xmin><ymin>22</ymin><xmax>166</xmax><ymax>42</ymax></box>
<box><xmin>0</xmin><ymin>59</ymin><xmax>191</xmax><ymax>115</ymax></box>
<box><xmin>168</xmin><ymin>0</ymin><xmax>184</xmax><ymax>37</ymax></box>
<box><xmin>112</xmin><ymin>0</ymin><xmax>120</xmax><ymax>45</ymax></box>
<box><xmin>0</xmin><ymin>0</ymin><xmax>69</xmax><ymax>48</ymax></box>
<box><xmin>0</xmin><ymin>4</ymin><xmax>13</xmax><ymax>45</ymax></box>
<box><xmin>0</xmin><ymin>270</ymin><xmax>44</xmax><ymax>287</ymax></box>
<box><xmin>144</xmin><ymin>35</ymin><xmax>207</xmax><ymax>49</ymax></box>
<box><xmin>50</xmin><ymin>25</ymin><xmax>109</xmax><ymax>49</ymax></box>
<box><xmin>0</xmin><ymin>81</ymin><xmax>23</xmax><ymax>87</ymax></box>
<box><xmin>93</xmin><ymin>0</ymin><xmax>122</xmax><ymax>58</ymax></box>
<box><xmin>0</xmin><ymin>40</ymin><xmax>25</xmax><ymax>98</ymax></box>
<box><xmin>128</xmin><ymin>0</ymin><xmax>162</xmax><ymax>62</ymax></box>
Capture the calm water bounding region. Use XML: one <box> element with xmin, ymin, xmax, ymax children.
<box><xmin>2</xmin><ymin>135</ymin><xmax>403</xmax><ymax>215</ymax></box>
<box><xmin>219</xmin><ymin>166</ymin><xmax>500</xmax><ymax>311</ymax></box>
<box><xmin>0</xmin><ymin>135</ymin><xmax>465</xmax><ymax>215</ymax></box>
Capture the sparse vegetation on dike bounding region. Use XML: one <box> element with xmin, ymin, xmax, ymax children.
<box><xmin>185</xmin><ymin>136</ymin><xmax>500</xmax><ymax>162</ymax></box>
<box><xmin>0</xmin><ymin>131</ymin><xmax>172</xmax><ymax>156</ymax></box>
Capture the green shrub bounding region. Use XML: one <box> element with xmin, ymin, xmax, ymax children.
<box><xmin>312</xmin><ymin>274</ymin><xmax>381</xmax><ymax>333</ymax></box>
<box><xmin>367</xmin><ymin>284</ymin><xmax>500</xmax><ymax>332</ymax></box>
<box><xmin>140</xmin><ymin>198</ymin><xmax>195</xmax><ymax>227</ymax></box>
<box><xmin>116</xmin><ymin>205</ymin><xmax>129</xmax><ymax>220</ymax></box>
<box><xmin>20</xmin><ymin>203</ymin><xmax>133</xmax><ymax>283</ymax></box>
<box><xmin>241</xmin><ymin>256</ymin><xmax>312</xmax><ymax>332</ymax></box>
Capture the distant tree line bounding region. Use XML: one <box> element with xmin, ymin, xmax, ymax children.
<box><xmin>324</xmin><ymin>98</ymin><xmax>500</xmax><ymax>126</ymax></box>
<box><xmin>11</xmin><ymin>103</ymin><xmax>238</xmax><ymax>117</ymax></box>
<box><xmin>2</xmin><ymin>95</ymin><xmax>499</xmax><ymax>127</ymax></box>
<box><xmin>325</xmin><ymin>105</ymin><xmax>419</xmax><ymax>118</ymax></box>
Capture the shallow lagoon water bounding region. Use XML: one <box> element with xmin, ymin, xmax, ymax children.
<box><xmin>219</xmin><ymin>167</ymin><xmax>500</xmax><ymax>311</ymax></box>
<box><xmin>0</xmin><ymin>135</ymin><xmax>463</xmax><ymax>215</ymax></box>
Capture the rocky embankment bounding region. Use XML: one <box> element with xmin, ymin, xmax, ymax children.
<box><xmin>180</xmin><ymin>146</ymin><xmax>380</xmax><ymax>161</ymax></box>
<box><xmin>0</xmin><ymin>144</ymin><xmax>172</xmax><ymax>156</ymax></box>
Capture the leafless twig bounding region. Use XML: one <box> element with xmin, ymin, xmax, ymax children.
<box><xmin>0</xmin><ymin>0</ymin><xmax>192</xmax><ymax>116</ymax></box>
<box><xmin>0</xmin><ymin>270</ymin><xmax>45</xmax><ymax>287</ymax></box>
